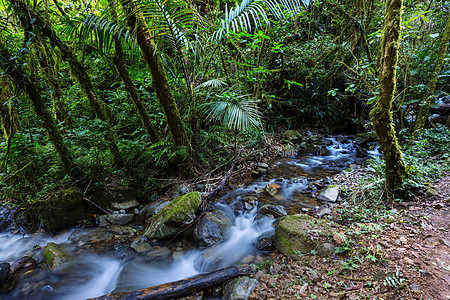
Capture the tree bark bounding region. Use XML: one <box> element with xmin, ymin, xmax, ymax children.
<box><xmin>10</xmin><ymin>0</ymin><xmax>124</xmax><ymax>168</ymax></box>
<box><xmin>88</xmin><ymin>265</ymin><xmax>253</xmax><ymax>300</ymax></box>
<box><xmin>120</xmin><ymin>0</ymin><xmax>190</xmax><ymax>151</ymax></box>
<box><xmin>0</xmin><ymin>43</ymin><xmax>80</xmax><ymax>178</ymax></box>
<box><xmin>369</xmin><ymin>0</ymin><xmax>406</xmax><ymax>192</ymax></box>
<box><xmin>412</xmin><ymin>15</ymin><xmax>450</xmax><ymax>137</ymax></box>
<box><xmin>109</xmin><ymin>9</ymin><xmax>160</xmax><ymax>143</ymax></box>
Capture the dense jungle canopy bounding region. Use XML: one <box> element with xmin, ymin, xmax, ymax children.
<box><xmin>0</xmin><ymin>0</ymin><xmax>449</xmax><ymax>200</ymax></box>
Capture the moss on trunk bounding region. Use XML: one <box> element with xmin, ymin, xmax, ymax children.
<box><xmin>120</xmin><ymin>0</ymin><xmax>191</xmax><ymax>151</ymax></box>
<box><xmin>369</xmin><ymin>0</ymin><xmax>406</xmax><ymax>192</ymax></box>
<box><xmin>10</xmin><ymin>0</ymin><xmax>124</xmax><ymax>168</ymax></box>
<box><xmin>412</xmin><ymin>15</ymin><xmax>450</xmax><ymax>137</ymax></box>
<box><xmin>0</xmin><ymin>43</ymin><xmax>80</xmax><ymax>178</ymax></box>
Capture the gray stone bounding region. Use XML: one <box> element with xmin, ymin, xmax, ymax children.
<box><xmin>317</xmin><ymin>185</ymin><xmax>340</xmax><ymax>202</ymax></box>
<box><xmin>0</xmin><ymin>262</ymin><xmax>10</xmax><ymax>286</ymax></box>
<box><xmin>317</xmin><ymin>242</ymin><xmax>335</xmax><ymax>257</ymax></box>
<box><xmin>145</xmin><ymin>247</ymin><xmax>172</xmax><ymax>262</ymax></box>
<box><xmin>194</xmin><ymin>209</ymin><xmax>233</xmax><ymax>248</ymax></box>
<box><xmin>69</xmin><ymin>228</ymin><xmax>112</xmax><ymax>245</ymax></box>
<box><xmin>264</xmin><ymin>183</ymin><xmax>280</xmax><ymax>197</ymax></box>
<box><xmin>256</xmin><ymin>230</ymin><xmax>274</xmax><ymax>250</ymax></box>
<box><xmin>171</xmin><ymin>184</ymin><xmax>190</xmax><ymax>198</ymax></box>
<box><xmin>258</xmin><ymin>204</ymin><xmax>287</xmax><ymax>218</ymax></box>
<box><xmin>131</xmin><ymin>237</ymin><xmax>153</xmax><ymax>253</ymax></box>
<box><xmin>139</xmin><ymin>201</ymin><xmax>170</xmax><ymax>219</ymax></box>
<box><xmin>223</xmin><ymin>276</ymin><xmax>258</xmax><ymax>300</ymax></box>
<box><xmin>105</xmin><ymin>214</ymin><xmax>135</xmax><ymax>226</ymax></box>
<box><xmin>256</xmin><ymin>163</ymin><xmax>269</xmax><ymax>169</ymax></box>
<box><xmin>111</xmin><ymin>199</ymin><xmax>140</xmax><ymax>210</ymax></box>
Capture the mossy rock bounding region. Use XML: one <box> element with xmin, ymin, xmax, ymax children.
<box><xmin>143</xmin><ymin>192</ymin><xmax>202</xmax><ymax>239</ymax></box>
<box><xmin>35</xmin><ymin>188</ymin><xmax>90</xmax><ymax>233</ymax></box>
<box><xmin>42</xmin><ymin>242</ymin><xmax>73</xmax><ymax>270</ymax></box>
<box><xmin>281</xmin><ymin>130</ymin><xmax>303</xmax><ymax>143</ymax></box>
<box><xmin>273</xmin><ymin>214</ymin><xmax>336</xmax><ymax>259</ymax></box>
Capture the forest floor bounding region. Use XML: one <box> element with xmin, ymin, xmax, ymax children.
<box><xmin>248</xmin><ymin>175</ymin><xmax>450</xmax><ymax>300</ymax></box>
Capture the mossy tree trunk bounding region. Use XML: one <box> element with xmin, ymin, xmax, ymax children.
<box><xmin>369</xmin><ymin>0</ymin><xmax>407</xmax><ymax>192</ymax></box>
<box><xmin>120</xmin><ymin>0</ymin><xmax>191</xmax><ymax>151</ymax></box>
<box><xmin>0</xmin><ymin>43</ymin><xmax>80</xmax><ymax>178</ymax></box>
<box><xmin>107</xmin><ymin>0</ymin><xmax>160</xmax><ymax>143</ymax></box>
<box><xmin>36</xmin><ymin>42</ymin><xmax>70</xmax><ymax>128</ymax></box>
<box><xmin>412</xmin><ymin>15</ymin><xmax>450</xmax><ymax>137</ymax></box>
<box><xmin>10</xmin><ymin>0</ymin><xmax>124</xmax><ymax>168</ymax></box>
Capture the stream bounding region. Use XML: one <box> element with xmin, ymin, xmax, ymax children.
<box><xmin>0</xmin><ymin>136</ymin><xmax>379</xmax><ymax>299</ymax></box>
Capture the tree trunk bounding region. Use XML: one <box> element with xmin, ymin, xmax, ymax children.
<box><xmin>88</xmin><ymin>265</ymin><xmax>253</xmax><ymax>300</ymax></box>
<box><xmin>120</xmin><ymin>0</ymin><xmax>190</xmax><ymax>151</ymax></box>
<box><xmin>0</xmin><ymin>44</ymin><xmax>80</xmax><ymax>178</ymax></box>
<box><xmin>110</xmin><ymin>11</ymin><xmax>160</xmax><ymax>142</ymax></box>
<box><xmin>10</xmin><ymin>0</ymin><xmax>124</xmax><ymax>168</ymax></box>
<box><xmin>369</xmin><ymin>0</ymin><xmax>406</xmax><ymax>192</ymax></box>
<box><xmin>412</xmin><ymin>15</ymin><xmax>450</xmax><ymax>137</ymax></box>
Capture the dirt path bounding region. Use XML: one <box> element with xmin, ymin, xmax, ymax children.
<box><xmin>249</xmin><ymin>176</ymin><xmax>450</xmax><ymax>299</ymax></box>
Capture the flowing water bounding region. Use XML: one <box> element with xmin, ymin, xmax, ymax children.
<box><xmin>0</xmin><ymin>136</ymin><xmax>364</xmax><ymax>299</ymax></box>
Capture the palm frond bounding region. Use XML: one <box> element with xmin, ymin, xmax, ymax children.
<box><xmin>194</xmin><ymin>78</ymin><xmax>228</xmax><ymax>90</ymax></box>
<box><xmin>265</xmin><ymin>0</ymin><xmax>310</xmax><ymax>20</ymax></box>
<box><xmin>129</xmin><ymin>0</ymin><xmax>195</xmax><ymax>40</ymax></box>
<box><xmin>202</xmin><ymin>92</ymin><xmax>262</xmax><ymax>132</ymax></box>
<box><xmin>212</xmin><ymin>0</ymin><xmax>268</xmax><ymax>42</ymax></box>
<box><xmin>61</xmin><ymin>13</ymin><xmax>133</xmax><ymax>55</ymax></box>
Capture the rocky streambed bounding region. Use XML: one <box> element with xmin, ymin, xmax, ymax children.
<box><xmin>0</xmin><ymin>133</ymin><xmax>381</xmax><ymax>299</ymax></box>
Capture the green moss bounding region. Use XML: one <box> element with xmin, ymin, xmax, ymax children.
<box><xmin>144</xmin><ymin>192</ymin><xmax>202</xmax><ymax>239</ymax></box>
<box><xmin>42</xmin><ymin>242</ymin><xmax>72</xmax><ymax>270</ymax></box>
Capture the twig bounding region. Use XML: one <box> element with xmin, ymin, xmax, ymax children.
<box><xmin>83</xmin><ymin>197</ymin><xmax>110</xmax><ymax>215</ymax></box>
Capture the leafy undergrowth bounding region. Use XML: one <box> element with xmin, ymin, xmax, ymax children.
<box><xmin>248</xmin><ymin>176</ymin><xmax>449</xmax><ymax>300</ymax></box>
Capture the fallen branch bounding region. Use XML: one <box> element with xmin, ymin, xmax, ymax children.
<box><xmin>203</xmin><ymin>163</ymin><xmax>235</xmax><ymax>204</ymax></box>
<box><xmin>88</xmin><ymin>264</ymin><xmax>253</xmax><ymax>300</ymax></box>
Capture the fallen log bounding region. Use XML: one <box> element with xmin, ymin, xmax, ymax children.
<box><xmin>203</xmin><ymin>163</ymin><xmax>235</xmax><ymax>204</ymax></box>
<box><xmin>88</xmin><ymin>264</ymin><xmax>253</xmax><ymax>300</ymax></box>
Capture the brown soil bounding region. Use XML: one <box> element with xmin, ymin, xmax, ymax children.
<box><xmin>248</xmin><ymin>176</ymin><xmax>450</xmax><ymax>300</ymax></box>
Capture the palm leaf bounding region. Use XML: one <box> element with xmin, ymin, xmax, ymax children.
<box><xmin>202</xmin><ymin>92</ymin><xmax>261</xmax><ymax>132</ymax></box>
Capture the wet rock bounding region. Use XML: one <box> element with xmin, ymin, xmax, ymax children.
<box><xmin>281</xmin><ymin>130</ymin><xmax>302</xmax><ymax>143</ymax></box>
<box><xmin>274</xmin><ymin>214</ymin><xmax>336</xmax><ymax>259</ymax></box>
<box><xmin>143</xmin><ymin>192</ymin><xmax>202</xmax><ymax>239</ymax></box>
<box><xmin>258</xmin><ymin>204</ymin><xmax>287</xmax><ymax>218</ymax></box>
<box><xmin>256</xmin><ymin>230</ymin><xmax>274</xmax><ymax>251</ymax></box>
<box><xmin>69</xmin><ymin>227</ymin><xmax>112</xmax><ymax>245</ymax></box>
<box><xmin>111</xmin><ymin>199</ymin><xmax>140</xmax><ymax>210</ymax></box>
<box><xmin>317</xmin><ymin>185</ymin><xmax>340</xmax><ymax>202</ymax></box>
<box><xmin>0</xmin><ymin>205</ymin><xmax>16</xmax><ymax>232</ymax></box>
<box><xmin>42</xmin><ymin>242</ymin><xmax>72</xmax><ymax>270</ymax></box>
<box><xmin>139</xmin><ymin>201</ymin><xmax>170</xmax><ymax>220</ymax></box>
<box><xmin>145</xmin><ymin>247</ymin><xmax>172</xmax><ymax>262</ymax></box>
<box><xmin>131</xmin><ymin>237</ymin><xmax>153</xmax><ymax>253</ymax></box>
<box><xmin>223</xmin><ymin>276</ymin><xmax>257</xmax><ymax>300</ymax></box>
<box><xmin>34</xmin><ymin>188</ymin><xmax>90</xmax><ymax>233</ymax></box>
<box><xmin>194</xmin><ymin>209</ymin><xmax>232</xmax><ymax>248</ymax></box>
<box><xmin>242</xmin><ymin>196</ymin><xmax>258</xmax><ymax>211</ymax></box>
<box><xmin>171</xmin><ymin>184</ymin><xmax>190</xmax><ymax>198</ymax></box>
<box><xmin>256</xmin><ymin>163</ymin><xmax>269</xmax><ymax>175</ymax></box>
<box><xmin>354</xmin><ymin>132</ymin><xmax>377</xmax><ymax>146</ymax></box>
<box><xmin>0</xmin><ymin>262</ymin><xmax>10</xmax><ymax>286</ymax></box>
<box><xmin>98</xmin><ymin>214</ymin><xmax>135</xmax><ymax>226</ymax></box>
<box><xmin>264</xmin><ymin>183</ymin><xmax>280</xmax><ymax>197</ymax></box>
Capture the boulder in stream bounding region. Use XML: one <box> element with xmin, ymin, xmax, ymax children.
<box><xmin>223</xmin><ymin>276</ymin><xmax>258</xmax><ymax>300</ymax></box>
<box><xmin>34</xmin><ymin>188</ymin><xmax>90</xmax><ymax>233</ymax></box>
<box><xmin>264</xmin><ymin>183</ymin><xmax>280</xmax><ymax>197</ymax></box>
<box><xmin>98</xmin><ymin>213</ymin><xmax>135</xmax><ymax>226</ymax></box>
<box><xmin>194</xmin><ymin>209</ymin><xmax>232</xmax><ymax>248</ymax></box>
<box><xmin>0</xmin><ymin>262</ymin><xmax>10</xmax><ymax>286</ymax></box>
<box><xmin>258</xmin><ymin>204</ymin><xmax>287</xmax><ymax>219</ymax></box>
<box><xmin>143</xmin><ymin>192</ymin><xmax>202</xmax><ymax>239</ymax></box>
<box><xmin>273</xmin><ymin>214</ymin><xmax>336</xmax><ymax>259</ymax></box>
<box><xmin>42</xmin><ymin>242</ymin><xmax>73</xmax><ymax>270</ymax></box>
<box><xmin>281</xmin><ymin>130</ymin><xmax>302</xmax><ymax>143</ymax></box>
